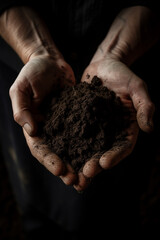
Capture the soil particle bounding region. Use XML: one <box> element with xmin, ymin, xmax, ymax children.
<box><xmin>42</xmin><ymin>76</ymin><xmax>129</xmax><ymax>172</ymax></box>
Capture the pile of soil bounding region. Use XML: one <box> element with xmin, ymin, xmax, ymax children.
<box><xmin>42</xmin><ymin>76</ymin><xmax>129</xmax><ymax>172</ymax></box>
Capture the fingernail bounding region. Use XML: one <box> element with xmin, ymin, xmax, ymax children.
<box><xmin>23</xmin><ymin>123</ymin><xmax>32</xmax><ymax>135</ymax></box>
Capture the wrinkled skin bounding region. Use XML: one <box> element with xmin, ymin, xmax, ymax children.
<box><xmin>1</xmin><ymin>5</ymin><xmax>157</xmax><ymax>193</ymax></box>
<box><xmin>9</xmin><ymin>55</ymin><xmax>155</xmax><ymax>191</ymax></box>
<box><xmin>73</xmin><ymin>57</ymin><xmax>155</xmax><ymax>191</ymax></box>
<box><xmin>10</xmin><ymin>55</ymin><xmax>78</xmax><ymax>185</ymax></box>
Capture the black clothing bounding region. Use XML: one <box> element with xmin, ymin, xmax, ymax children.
<box><xmin>0</xmin><ymin>1</ymin><xmax>159</xmax><ymax>238</ymax></box>
<box><xmin>0</xmin><ymin>0</ymin><xmax>159</xmax><ymax>15</ymax></box>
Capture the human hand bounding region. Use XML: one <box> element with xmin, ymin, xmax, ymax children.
<box><xmin>23</xmin><ymin>128</ymin><xmax>77</xmax><ymax>185</ymax></box>
<box><xmin>9</xmin><ymin>55</ymin><xmax>75</xmax><ymax>136</ymax></box>
<box><xmin>9</xmin><ymin>55</ymin><xmax>77</xmax><ymax>185</ymax></box>
<box><xmin>74</xmin><ymin>58</ymin><xmax>155</xmax><ymax>191</ymax></box>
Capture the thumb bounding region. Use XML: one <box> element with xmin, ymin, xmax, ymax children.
<box><xmin>136</xmin><ymin>101</ymin><xmax>155</xmax><ymax>133</ymax></box>
<box><xmin>9</xmin><ymin>84</ymin><xmax>37</xmax><ymax>136</ymax></box>
<box><xmin>130</xmin><ymin>77</ymin><xmax>155</xmax><ymax>133</ymax></box>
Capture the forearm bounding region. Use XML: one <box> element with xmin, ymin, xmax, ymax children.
<box><xmin>0</xmin><ymin>6</ymin><xmax>62</xmax><ymax>64</ymax></box>
<box><xmin>92</xmin><ymin>6</ymin><xmax>160</xmax><ymax>65</ymax></box>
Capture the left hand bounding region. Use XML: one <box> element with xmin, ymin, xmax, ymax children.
<box><xmin>9</xmin><ymin>55</ymin><xmax>78</xmax><ymax>186</ymax></box>
<box><xmin>74</xmin><ymin>57</ymin><xmax>155</xmax><ymax>191</ymax></box>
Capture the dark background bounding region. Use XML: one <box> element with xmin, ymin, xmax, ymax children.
<box><xmin>0</xmin><ymin>40</ymin><xmax>160</xmax><ymax>239</ymax></box>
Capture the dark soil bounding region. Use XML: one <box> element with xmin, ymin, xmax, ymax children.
<box><xmin>42</xmin><ymin>76</ymin><xmax>129</xmax><ymax>172</ymax></box>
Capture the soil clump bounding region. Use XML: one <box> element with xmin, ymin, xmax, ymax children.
<box><xmin>42</xmin><ymin>76</ymin><xmax>129</xmax><ymax>172</ymax></box>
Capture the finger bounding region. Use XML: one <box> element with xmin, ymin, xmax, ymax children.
<box><xmin>73</xmin><ymin>172</ymin><xmax>91</xmax><ymax>192</ymax></box>
<box><xmin>136</xmin><ymin>101</ymin><xmax>155</xmax><ymax>133</ymax></box>
<box><xmin>129</xmin><ymin>78</ymin><xmax>155</xmax><ymax>133</ymax></box>
<box><xmin>59</xmin><ymin>163</ymin><xmax>77</xmax><ymax>186</ymax></box>
<box><xmin>99</xmin><ymin>139</ymin><xmax>134</xmax><ymax>170</ymax></box>
<box><xmin>82</xmin><ymin>152</ymin><xmax>103</xmax><ymax>178</ymax></box>
<box><xmin>23</xmin><ymin>129</ymin><xmax>65</xmax><ymax>176</ymax></box>
<box><xmin>9</xmin><ymin>84</ymin><xmax>37</xmax><ymax>136</ymax></box>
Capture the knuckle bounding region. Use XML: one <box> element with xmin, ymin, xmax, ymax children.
<box><xmin>63</xmin><ymin>177</ymin><xmax>75</xmax><ymax>186</ymax></box>
<box><xmin>13</xmin><ymin>111</ymin><xmax>22</xmax><ymax>124</ymax></box>
<box><xmin>9</xmin><ymin>84</ymin><xmax>16</xmax><ymax>98</ymax></box>
<box><xmin>46</xmin><ymin>157</ymin><xmax>64</xmax><ymax>176</ymax></box>
<box><xmin>53</xmin><ymin>166</ymin><xmax>64</xmax><ymax>176</ymax></box>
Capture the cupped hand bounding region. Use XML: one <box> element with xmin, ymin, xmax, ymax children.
<box><xmin>9</xmin><ymin>55</ymin><xmax>77</xmax><ymax>185</ymax></box>
<box><xmin>9</xmin><ymin>55</ymin><xmax>75</xmax><ymax>136</ymax></box>
<box><xmin>23</xmin><ymin>128</ymin><xmax>77</xmax><ymax>185</ymax></box>
<box><xmin>74</xmin><ymin>58</ymin><xmax>155</xmax><ymax>191</ymax></box>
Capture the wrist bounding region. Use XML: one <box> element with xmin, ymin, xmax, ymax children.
<box><xmin>91</xmin><ymin>40</ymin><xmax>131</xmax><ymax>66</ymax></box>
<box><xmin>26</xmin><ymin>44</ymin><xmax>63</xmax><ymax>63</ymax></box>
<box><xmin>96</xmin><ymin>39</ymin><xmax>133</xmax><ymax>65</ymax></box>
<box><xmin>0</xmin><ymin>6</ymin><xmax>63</xmax><ymax>64</ymax></box>
<box><xmin>91</xmin><ymin>6</ymin><xmax>160</xmax><ymax>66</ymax></box>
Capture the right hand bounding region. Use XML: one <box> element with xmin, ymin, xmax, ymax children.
<box><xmin>9</xmin><ymin>55</ymin><xmax>78</xmax><ymax>185</ymax></box>
<box><xmin>9</xmin><ymin>55</ymin><xmax>75</xmax><ymax>135</ymax></box>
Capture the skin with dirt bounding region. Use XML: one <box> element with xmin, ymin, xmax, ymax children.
<box><xmin>42</xmin><ymin>76</ymin><xmax>130</xmax><ymax>172</ymax></box>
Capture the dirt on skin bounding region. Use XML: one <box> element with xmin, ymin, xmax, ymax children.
<box><xmin>42</xmin><ymin>76</ymin><xmax>130</xmax><ymax>172</ymax></box>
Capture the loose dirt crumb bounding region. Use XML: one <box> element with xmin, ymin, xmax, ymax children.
<box><xmin>42</xmin><ymin>76</ymin><xmax>129</xmax><ymax>172</ymax></box>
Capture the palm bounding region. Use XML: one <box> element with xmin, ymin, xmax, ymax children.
<box><xmin>10</xmin><ymin>56</ymin><xmax>77</xmax><ymax>186</ymax></box>
<box><xmin>74</xmin><ymin>59</ymin><xmax>141</xmax><ymax>191</ymax></box>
